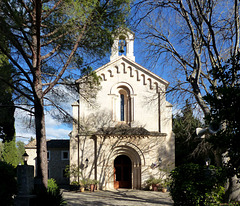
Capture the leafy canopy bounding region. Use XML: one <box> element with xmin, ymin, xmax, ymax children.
<box><xmin>0</xmin><ymin>0</ymin><xmax>132</xmax><ymax>111</ymax></box>
<box><xmin>173</xmin><ymin>101</ymin><xmax>203</xmax><ymax>166</ymax></box>
<box><xmin>204</xmin><ymin>53</ymin><xmax>240</xmax><ymax>177</ymax></box>
<box><xmin>0</xmin><ymin>51</ymin><xmax>15</xmax><ymax>141</ymax></box>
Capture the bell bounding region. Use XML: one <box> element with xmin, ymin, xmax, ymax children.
<box><xmin>119</xmin><ymin>40</ymin><xmax>125</xmax><ymax>53</ymax></box>
<box><xmin>119</xmin><ymin>45</ymin><xmax>124</xmax><ymax>53</ymax></box>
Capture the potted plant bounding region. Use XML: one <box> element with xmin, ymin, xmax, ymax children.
<box><xmin>88</xmin><ymin>179</ymin><xmax>95</xmax><ymax>192</ymax></box>
<box><xmin>161</xmin><ymin>186</ymin><xmax>167</xmax><ymax>193</ymax></box>
<box><xmin>69</xmin><ymin>181</ymin><xmax>80</xmax><ymax>191</ymax></box>
<box><xmin>152</xmin><ymin>178</ymin><xmax>161</xmax><ymax>191</ymax></box>
<box><xmin>65</xmin><ymin>164</ymin><xmax>82</xmax><ymax>191</ymax></box>
<box><xmin>92</xmin><ymin>179</ymin><xmax>99</xmax><ymax>191</ymax></box>
<box><xmin>145</xmin><ymin>177</ymin><xmax>161</xmax><ymax>191</ymax></box>
<box><xmin>161</xmin><ymin>178</ymin><xmax>171</xmax><ymax>193</ymax></box>
<box><xmin>79</xmin><ymin>179</ymin><xmax>89</xmax><ymax>192</ymax></box>
<box><xmin>80</xmin><ymin>186</ymin><xmax>85</xmax><ymax>192</ymax></box>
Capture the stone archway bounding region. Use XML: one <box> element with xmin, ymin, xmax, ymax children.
<box><xmin>109</xmin><ymin>144</ymin><xmax>142</xmax><ymax>189</ymax></box>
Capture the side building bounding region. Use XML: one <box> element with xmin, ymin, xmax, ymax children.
<box><xmin>25</xmin><ymin>139</ymin><xmax>69</xmax><ymax>186</ymax></box>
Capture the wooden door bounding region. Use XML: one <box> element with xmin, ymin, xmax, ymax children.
<box><xmin>114</xmin><ymin>155</ymin><xmax>132</xmax><ymax>189</ymax></box>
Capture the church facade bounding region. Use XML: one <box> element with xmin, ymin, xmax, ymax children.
<box><xmin>70</xmin><ymin>29</ymin><xmax>175</xmax><ymax>190</ymax></box>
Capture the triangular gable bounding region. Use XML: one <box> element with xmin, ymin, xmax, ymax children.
<box><xmin>76</xmin><ymin>55</ymin><xmax>169</xmax><ymax>88</ymax></box>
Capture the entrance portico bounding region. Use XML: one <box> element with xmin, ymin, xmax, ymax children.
<box><xmin>109</xmin><ymin>142</ymin><xmax>142</xmax><ymax>189</ymax></box>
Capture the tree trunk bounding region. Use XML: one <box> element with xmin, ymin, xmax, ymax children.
<box><xmin>34</xmin><ymin>94</ymin><xmax>48</xmax><ymax>188</ymax></box>
<box><xmin>224</xmin><ymin>175</ymin><xmax>240</xmax><ymax>202</ymax></box>
<box><xmin>32</xmin><ymin>0</ymin><xmax>48</xmax><ymax>189</ymax></box>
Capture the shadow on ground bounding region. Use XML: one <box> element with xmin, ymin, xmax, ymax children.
<box><xmin>63</xmin><ymin>189</ymin><xmax>173</xmax><ymax>206</ymax></box>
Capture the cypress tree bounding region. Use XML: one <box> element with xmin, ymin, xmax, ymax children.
<box><xmin>2</xmin><ymin>138</ymin><xmax>18</xmax><ymax>167</ymax></box>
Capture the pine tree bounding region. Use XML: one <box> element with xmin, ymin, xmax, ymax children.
<box><xmin>0</xmin><ymin>141</ymin><xmax>3</xmax><ymax>161</ymax></box>
<box><xmin>173</xmin><ymin>100</ymin><xmax>203</xmax><ymax>166</ymax></box>
<box><xmin>204</xmin><ymin>53</ymin><xmax>240</xmax><ymax>201</ymax></box>
<box><xmin>0</xmin><ymin>0</ymin><xmax>132</xmax><ymax>188</ymax></box>
<box><xmin>0</xmin><ymin>49</ymin><xmax>15</xmax><ymax>142</ymax></box>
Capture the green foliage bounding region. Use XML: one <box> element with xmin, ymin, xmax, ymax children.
<box><xmin>47</xmin><ymin>178</ymin><xmax>59</xmax><ymax>193</ymax></box>
<box><xmin>173</xmin><ymin>100</ymin><xmax>203</xmax><ymax>165</ymax></box>
<box><xmin>2</xmin><ymin>138</ymin><xmax>18</xmax><ymax>167</ymax></box>
<box><xmin>145</xmin><ymin>176</ymin><xmax>161</xmax><ymax>185</ymax></box>
<box><xmin>65</xmin><ymin>164</ymin><xmax>91</xmax><ymax>187</ymax></box>
<box><xmin>0</xmin><ymin>51</ymin><xmax>15</xmax><ymax>142</ymax></box>
<box><xmin>162</xmin><ymin>177</ymin><xmax>171</xmax><ymax>189</ymax></box>
<box><xmin>0</xmin><ymin>139</ymin><xmax>25</xmax><ymax>166</ymax></box>
<box><xmin>205</xmin><ymin>186</ymin><xmax>225</xmax><ymax>205</ymax></box>
<box><xmin>79</xmin><ymin>178</ymin><xmax>91</xmax><ymax>188</ymax></box>
<box><xmin>65</xmin><ymin>164</ymin><xmax>80</xmax><ymax>182</ymax></box>
<box><xmin>33</xmin><ymin>178</ymin><xmax>66</xmax><ymax>206</ymax></box>
<box><xmin>0</xmin><ymin>141</ymin><xmax>3</xmax><ymax>161</ymax></box>
<box><xmin>169</xmin><ymin>163</ymin><xmax>226</xmax><ymax>205</ymax></box>
<box><xmin>69</xmin><ymin>181</ymin><xmax>80</xmax><ymax>191</ymax></box>
<box><xmin>16</xmin><ymin>141</ymin><xmax>25</xmax><ymax>165</ymax></box>
<box><xmin>91</xmin><ymin>179</ymin><xmax>99</xmax><ymax>185</ymax></box>
<box><xmin>0</xmin><ymin>0</ymin><xmax>132</xmax><ymax>188</ymax></box>
<box><xmin>70</xmin><ymin>181</ymin><xmax>80</xmax><ymax>186</ymax></box>
<box><xmin>204</xmin><ymin>53</ymin><xmax>240</xmax><ymax>177</ymax></box>
<box><xmin>144</xmin><ymin>176</ymin><xmax>162</xmax><ymax>190</ymax></box>
<box><xmin>0</xmin><ymin>161</ymin><xmax>17</xmax><ymax>206</ymax></box>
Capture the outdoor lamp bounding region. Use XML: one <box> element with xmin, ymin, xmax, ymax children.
<box><xmin>85</xmin><ymin>158</ymin><xmax>89</xmax><ymax>168</ymax></box>
<box><xmin>205</xmin><ymin>157</ymin><xmax>211</xmax><ymax>167</ymax></box>
<box><xmin>22</xmin><ymin>151</ymin><xmax>29</xmax><ymax>165</ymax></box>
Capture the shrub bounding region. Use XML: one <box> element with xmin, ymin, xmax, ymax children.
<box><xmin>69</xmin><ymin>181</ymin><xmax>80</xmax><ymax>191</ymax></box>
<box><xmin>169</xmin><ymin>163</ymin><xmax>226</xmax><ymax>205</ymax></box>
<box><xmin>48</xmin><ymin>178</ymin><xmax>59</xmax><ymax>193</ymax></box>
<box><xmin>70</xmin><ymin>181</ymin><xmax>80</xmax><ymax>186</ymax></box>
<box><xmin>33</xmin><ymin>178</ymin><xmax>66</xmax><ymax>206</ymax></box>
<box><xmin>0</xmin><ymin>161</ymin><xmax>17</xmax><ymax>206</ymax></box>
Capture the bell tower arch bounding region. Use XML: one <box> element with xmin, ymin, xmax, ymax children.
<box><xmin>110</xmin><ymin>28</ymin><xmax>135</xmax><ymax>62</ymax></box>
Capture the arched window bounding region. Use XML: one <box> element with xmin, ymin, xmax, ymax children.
<box><xmin>119</xmin><ymin>88</ymin><xmax>130</xmax><ymax>123</ymax></box>
<box><xmin>110</xmin><ymin>83</ymin><xmax>134</xmax><ymax>124</ymax></box>
<box><xmin>120</xmin><ymin>94</ymin><xmax>125</xmax><ymax>121</ymax></box>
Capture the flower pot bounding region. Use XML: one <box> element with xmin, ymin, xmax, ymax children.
<box><xmin>162</xmin><ymin>188</ymin><xmax>167</xmax><ymax>193</ymax></box>
<box><xmin>80</xmin><ymin>187</ymin><xmax>85</xmax><ymax>192</ymax></box>
<box><xmin>152</xmin><ymin>184</ymin><xmax>158</xmax><ymax>191</ymax></box>
<box><xmin>90</xmin><ymin>184</ymin><xmax>95</xmax><ymax>192</ymax></box>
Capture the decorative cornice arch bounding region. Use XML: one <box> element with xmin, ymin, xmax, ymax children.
<box><xmin>110</xmin><ymin>82</ymin><xmax>135</xmax><ymax>95</ymax></box>
<box><xmin>107</xmin><ymin>141</ymin><xmax>145</xmax><ymax>166</ymax></box>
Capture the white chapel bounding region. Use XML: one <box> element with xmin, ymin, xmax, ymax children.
<box><xmin>70</xmin><ymin>28</ymin><xmax>175</xmax><ymax>190</ymax></box>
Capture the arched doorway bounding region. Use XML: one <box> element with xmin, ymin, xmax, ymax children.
<box><xmin>114</xmin><ymin>155</ymin><xmax>132</xmax><ymax>189</ymax></box>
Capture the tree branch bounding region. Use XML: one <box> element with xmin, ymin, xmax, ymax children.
<box><xmin>234</xmin><ymin>0</ymin><xmax>239</xmax><ymax>57</ymax></box>
<box><xmin>41</xmin><ymin>44</ymin><xmax>61</xmax><ymax>60</ymax></box>
<box><xmin>42</xmin><ymin>0</ymin><xmax>63</xmax><ymax>20</ymax></box>
<box><xmin>43</xmin><ymin>23</ymin><xmax>87</xmax><ymax>96</ymax></box>
<box><xmin>0</xmin><ymin>45</ymin><xmax>35</xmax><ymax>91</ymax></box>
<box><xmin>0</xmin><ymin>76</ymin><xmax>34</xmax><ymax>103</ymax></box>
<box><xmin>0</xmin><ymin>104</ymin><xmax>35</xmax><ymax>114</ymax></box>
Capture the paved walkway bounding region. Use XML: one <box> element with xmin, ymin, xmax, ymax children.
<box><xmin>62</xmin><ymin>189</ymin><xmax>173</xmax><ymax>206</ymax></box>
